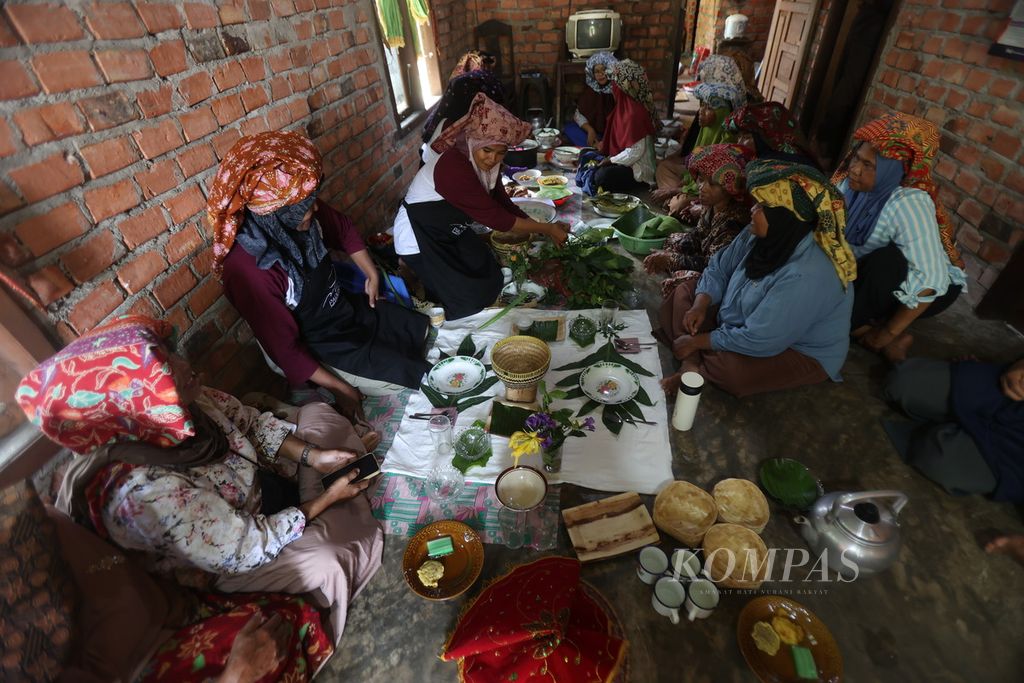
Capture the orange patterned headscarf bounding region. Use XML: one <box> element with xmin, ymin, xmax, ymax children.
<box><xmin>832</xmin><ymin>112</ymin><xmax>963</xmax><ymax>268</ymax></box>
<box><xmin>207</xmin><ymin>131</ymin><xmax>323</xmax><ymax>276</ymax></box>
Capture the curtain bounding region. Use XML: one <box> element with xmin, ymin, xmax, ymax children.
<box><xmin>376</xmin><ymin>0</ymin><xmax>430</xmax><ymax>49</ymax></box>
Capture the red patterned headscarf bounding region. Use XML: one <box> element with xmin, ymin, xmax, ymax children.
<box><xmin>687</xmin><ymin>143</ymin><xmax>755</xmax><ymax>201</ymax></box>
<box><xmin>16</xmin><ymin>316</ymin><xmax>193</xmax><ymax>454</ymax></box>
<box><xmin>431</xmin><ymin>92</ymin><xmax>532</xmax><ymax>155</ymax></box>
<box><xmin>725</xmin><ymin>102</ymin><xmax>814</xmax><ymax>159</ymax></box>
<box><xmin>441</xmin><ymin>557</ymin><xmax>626</xmax><ymax>683</ymax></box>
<box><xmin>207</xmin><ymin>131</ymin><xmax>323</xmax><ymax>277</ymax></box>
<box><xmin>832</xmin><ymin>112</ymin><xmax>963</xmax><ymax>268</ymax></box>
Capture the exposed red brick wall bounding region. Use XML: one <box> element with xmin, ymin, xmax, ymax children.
<box><xmin>432</xmin><ymin>0</ymin><xmax>477</xmax><ymax>79</ymax></box>
<box><xmin>465</xmin><ymin>0</ymin><xmax>679</xmax><ymax>116</ymax></box>
<box><xmin>858</xmin><ymin>0</ymin><xmax>1024</xmax><ymax>305</ymax></box>
<box><xmin>714</xmin><ymin>0</ymin><xmax>775</xmax><ymax>60</ymax></box>
<box><xmin>0</xmin><ymin>0</ymin><xmax>440</xmax><ymax>393</ymax></box>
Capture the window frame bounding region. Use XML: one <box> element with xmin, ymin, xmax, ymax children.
<box><xmin>372</xmin><ymin>0</ymin><xmax>433</xmax><ymax>136</ymax></box>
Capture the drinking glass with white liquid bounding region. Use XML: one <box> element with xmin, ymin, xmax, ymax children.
<box><xmin>495</xmin><ymin>465</ymin><xmax>548</xmax><ymax>549</ymax></box>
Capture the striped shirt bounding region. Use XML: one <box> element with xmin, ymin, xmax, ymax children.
<box><xmin>839</xmin><ymin>181</ymin><xmax>967</xmax><ymax>307</ymax></box>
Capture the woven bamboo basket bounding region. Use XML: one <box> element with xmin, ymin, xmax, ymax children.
<box><xmin>490</xmin><ymin>335</ymin><xmax>550</xmax><ymax>403</ymax></box>
<box><xmin>490</xmin><ymin>231</ymin><xmax>529</xmax><ymax>267</ymax></box>
<box><xmin>702</xmin><ymin>523</ymin><xmax>769</xmax><ymax>589</ymax></box>
<box><xmin>653</xmin><ymin>480</ymin><xmax>718</xmax><ymax>546</ymax></box>
<box><xmin>711</xmin><ymin>478</ymin><xmax>770</xmax><ymax>534</ymax></box>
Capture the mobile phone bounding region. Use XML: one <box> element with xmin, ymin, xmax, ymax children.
<box><xmin>320</xmin><ymin>452</ymin><xmax>381</xmax><ymax>489</ymax></box>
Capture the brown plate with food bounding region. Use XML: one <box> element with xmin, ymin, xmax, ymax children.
<box><xmin>737</xmin><ymin>595</ymin><xmax>843</xmax><ymax>683</ymax></box>
<box><xmin>402</xmin><ymin>520</ymin><xmax>484</xmax><ymax>601</ymax></box>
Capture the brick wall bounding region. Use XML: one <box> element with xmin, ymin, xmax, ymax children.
<box><xmin>713</xmin><ymin>0</ymin><xmax>775</xmax><ymax>60</ymax></box>
<box><xmin>432</xmin><ymin>0</ymin><xmax>476</xmax><ymax>79</ymax></box>
<box><xmin>859</xmin><ymin>0</ymin><xmax>1024</xmax><ymax>305</ymax></box>
<box><xmin>465</xmin><ymin>0</ymin><xmax>680</xmax><ymax>116</ymax></box>
<box><xmin>0</xmin><ymin>0</ymin><xmax>455</xmax><ymax>394</ymax></box>
<box><xmin>694</xmin><ymin>0</ymin><xmax>717</xmax><ymax>56</ymax></box>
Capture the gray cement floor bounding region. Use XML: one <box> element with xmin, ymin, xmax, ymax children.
<box><xmin>321</xmin><ymin>254</ymin><xmax>1024</xmax><ymax>682</ymax></box>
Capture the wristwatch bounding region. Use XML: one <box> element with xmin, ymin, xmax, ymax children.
<box><xmin>300</xmin><ymin>443</ymin><xmax>313</xmax><ymax>467</ymax></box>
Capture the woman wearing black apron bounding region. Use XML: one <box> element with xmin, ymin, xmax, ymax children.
<box><xmin>393</xmin><ymin>93</ymin><xmax>570</xmax><ymax>320</ymax></box>
<box><xmin>209</xmin><ymin>131</ymin><xmax>430</xmax><ymax>417</ymax></box>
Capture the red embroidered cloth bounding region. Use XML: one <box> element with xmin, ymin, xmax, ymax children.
<box><xmin>441</xmin><ymin>557</ymin><xmax>626</xmax><ymax>683</ymax></box>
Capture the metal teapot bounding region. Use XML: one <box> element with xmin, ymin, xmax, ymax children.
<box><xmin>794</xmin><ymin>490</ymin><xmax>907</xmax><ymax>580</ymax></box>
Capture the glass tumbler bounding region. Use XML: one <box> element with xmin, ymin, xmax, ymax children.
<box><xmin>425</xmin><ymin>415</ymin><xmax>464</xmax><ymax>502</ymax></box>
<box><xmin>599</xmin><ymin>299</ymin><xmax>619</xmax><ymax>327</ymax></box>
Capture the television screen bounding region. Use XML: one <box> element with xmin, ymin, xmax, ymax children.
<box><xmin>576</xmin><ymin>18</ymin><xmax>612</xmax><ymax>50</ymax></box>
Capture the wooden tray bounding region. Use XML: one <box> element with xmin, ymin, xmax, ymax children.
<box><xmin>511</xmin><ymin>315</ymin><xmax>566</xmax><ymax>341</ymax></box>
<box><xmin>562</xmin><ymin>492</ymin><xmax>660</xmax><ymax>562</ymax></box>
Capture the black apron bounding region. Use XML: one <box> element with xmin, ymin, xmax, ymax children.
<box><xmin>403</xmin><ymin>199</ymin><xmax>504</xmax><ymax>320</ymax></box>
<box><xmin>293</xmin><ymin>255</ymin><xmax>430</xmax><ymax>388</ymax></box>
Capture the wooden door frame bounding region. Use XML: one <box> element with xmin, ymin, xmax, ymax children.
<box><xmin>757</xmin><ymin>0</ymin><xmax>822</xmax><ymax>108</ymax></box>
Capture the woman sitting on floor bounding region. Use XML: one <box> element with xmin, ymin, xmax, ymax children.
<box><xmin>17</xmin><ymin>316</ymin><xmax>383</xmax><ymax>652</ymax></box>
<box><xmin>885</xmin><ymin>356</ymin><xmax>1024</xmax><ymax>502</ymax></box>
<box><xmin>724</xmin><ymin>101</ymin><xmax>820</xmax><ymax>168</ymax></box>
<box><xmin>832</xmin><ymin>112</ymin><xmax>967</xmax><ymax>362</ymax></box>
<box><xmin>643</xmin><ymin>143</ymin><xmax>753</xmax><ymax>299</ymax></box>
<box><xmin>562</xmin><ymin>51</ymin><xmax>617</xmax><ymax>148</ymax></box>
<box><xmin>654</xmin><ymin>55</ymin><xmax>745</xmax><ymax>204</ymax></box>
<box><xmin>210</xmin><ymin>131</ymin><xmax>431</xmax><ymax>405</ymax></box>
<box><xmin>591</xmin><ymin>59</ymin><xmax>659</xmax><ymax>194</ymax></box>
<box><xmin>657</xmin><ymin>160</ymin><xmax>856</xmax><ymax>398</ymax></box>
<box><xmin>421</xmin><ymin>68</ymin><xmax>506</xmax><ymax>165</ymax></box>
<box><xmin>396</xmin><ymin>93</ymin><xmax>569</xmax><ymax>319</ymax></box>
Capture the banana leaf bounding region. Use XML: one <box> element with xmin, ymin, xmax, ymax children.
<box><xmin>601</xmin><ymin>404</ymin><xmax>623</xmax><ymax>435</ymax></box>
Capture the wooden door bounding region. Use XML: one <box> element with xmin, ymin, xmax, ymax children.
<box><xmin>758</xmin><ymin>0</ymin><xmax>820</xmax><ymax>108</ymax></box>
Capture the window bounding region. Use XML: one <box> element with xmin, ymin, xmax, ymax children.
<box><xmin>374</xmin><ymin>0</ymin><xmax>442</xmax><ymax>123</ymax></box>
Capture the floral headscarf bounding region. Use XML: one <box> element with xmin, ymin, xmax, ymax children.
<box><xmin>698</xmin><ymin>55</ymin><xmax>746</xmax><ymax>92</ymax></box>
<box><xmin>747</xmin><ymin>159</ymin><xmax>857</xmax><ymax>287</ymax></box>
<box><xmin>16</xmin><ymin>316</ymin><xmax>193</xmax><ymax>454</ymax></box>
<box><xmin>423</xmin><ymin>69</ymin><xmax>505</xmax><ymax>143</ymax></box>
<box><xmin>585</xmin><ymin>51</ymin><xmax>618</xmax><ymax>94</ymax></box>
<box><xmin>449</xmin><ymin>50</ymin><xmax>495</xmax><ymax>81</ymax></box>
<box><xmin>431</xmin><ymin>93</ymin><xmax>532</xmax><ymax>155</ymax></box>
<box><xmin>687</xmin><ymin>144</ymin><xmax>754</xmax><ymax>201</ymax></box>
<box><xmin>431</xmin><ymin>93</ymin><xmax>531</xmax><ymax>190</ymax></box>
<box><xmin>694</xmin><ymin>82</ymin><xmax>745</xmax><ymax>112</ymax></box>
<box><xmin>610</xmin><ymin>59</ymin><xmax>657</xmax><ymax>122</ymax></box>
<box><xmin>832</xmin><ymin>112</ymin><xmax>963</xmax><ymax>269</ymax></box>
<box><xmin>725</xmin><ymin>102</ymin><xmax>812</xmax><ymax>158</ymax></box>
<box><xmin>207</xmin><ymin>131</ymin><xmax>322</xmax><ymax>277</ymax></box>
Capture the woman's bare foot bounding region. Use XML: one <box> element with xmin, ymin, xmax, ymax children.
<box><xmin>882</xmin><ymin>332</ymin><xmax>914</xmax><ymax>363</ymax></box>
<box><xmin>360</xmin><ymin>430</ymin><xmax>382</xmax><ymax>452</ymax></box>
<box><xmin>985</xmin><ymin>534</ymin><xmax>1024</xmax><ymax>568</ymax></box>
<box><xmin>661</xmin><ymin>372</ymin><xmax>682</xmax><ymax>398</ymax></box>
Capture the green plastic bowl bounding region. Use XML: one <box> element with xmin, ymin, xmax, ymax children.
<box><xmin>611</xmin><ymin>205</ymin><xmax>664</xmax><ymax>255</ymax></box>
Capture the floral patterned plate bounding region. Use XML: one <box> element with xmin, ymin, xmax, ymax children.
<box><xmin>427</xmin><ymin>356</ymin><xmax>487</xmax><ymax>396</ymax></box>
<box><xmin>579</xmin><ymin>361</ymin><xmax>640</xmax><ymax>405</ymax></box>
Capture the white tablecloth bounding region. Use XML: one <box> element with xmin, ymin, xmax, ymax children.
<box><xmin>380</xmin><ymin>308</ymin><xmax>675</xmax><ymax>494</ymax></box>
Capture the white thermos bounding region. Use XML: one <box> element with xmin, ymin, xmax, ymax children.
<box><xmin>672</xmin><ymin>371</ymin><xmax>705</xmax><ymax>431</ymax></box>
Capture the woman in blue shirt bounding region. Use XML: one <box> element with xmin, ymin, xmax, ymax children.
<box><xmin>657</xmin><ymin>160</ymin><xmax>856</xmax><ymax>398</ymax></box>
<box><xmin>832</xmin><ymin>113</ymin><xmax>966</xmax><ymax>362</ymax></box>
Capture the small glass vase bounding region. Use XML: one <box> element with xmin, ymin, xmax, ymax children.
<box><xmin>542</xmin><ymin>444</ymin><xmax>563</xmax><ymax>473</ymax></box>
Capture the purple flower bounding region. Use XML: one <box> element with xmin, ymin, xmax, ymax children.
<box><xmin>541</xmin><ymin>435</ymin><xmax>555</xmax><ymax>450</ymax></box>
<box><xmin>526</xmin><ymin>412</ymin><xmax>558</xmax><ymax>433</ymax></box>
<box><xmin>582</xmin><ymin>417</ymin><xmax>596</xmax><ymax>432</ymax></box>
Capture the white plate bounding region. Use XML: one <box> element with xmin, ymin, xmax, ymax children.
<box><xmin>591</xmin><ymin>194</ymin><xmax>641</xmax><ymax>218</ymax></box>
<box><xmin>427</xmin><ymin>356</ymin><xmax>486</xmax><ymax>395</ymax></box>
<box><xmin>511</xmin><ymin>198</ymin><xmax>557</xmax><ymax>223</ymax></box>
<box><xmin>579</xmin><ymin>361</ymin><xmax>640</xmax><ymax>405</ymax></box>
<box><xmin>586</xmin><ymin>217</ymin><xmax>616</xmax><ymax>230</ymax></box>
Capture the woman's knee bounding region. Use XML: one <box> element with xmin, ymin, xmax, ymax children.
<box><xmin>296</xmin><ymin>402</ymin><xmax>351</xmax><ymax>447</ymax></box>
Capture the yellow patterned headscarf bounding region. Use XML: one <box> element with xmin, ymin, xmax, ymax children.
<box><xmin>746</xmin><ymin>159</ymin><xmax>857</xmax><ymax>287</ymax></box>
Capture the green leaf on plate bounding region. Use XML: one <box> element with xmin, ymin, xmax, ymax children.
<box><xmin>577</xmin><ymin>399</ymin><xmax>601</xmax><ymax>417</ymax></box>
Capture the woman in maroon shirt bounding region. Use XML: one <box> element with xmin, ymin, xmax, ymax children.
<box><xmin>209</xmin><ymin>132</ymin><xmax>430</xmax><ymax>414</ymax></box>
<box><xmin>400</xmin><ymin>93</ymin><xmax>569</xmax><ymax>319</ymax></box>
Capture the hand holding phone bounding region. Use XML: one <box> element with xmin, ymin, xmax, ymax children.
<box><xmin>320</xmin><ymin>452</ymin><xmax>381</xmax><ymax>490</ymax></box>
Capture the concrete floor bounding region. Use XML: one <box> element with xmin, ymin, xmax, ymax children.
<box><xmin>321</xmin><ymin>249</ymin><xmax>1024</xmax><ymax>681</ymax></box>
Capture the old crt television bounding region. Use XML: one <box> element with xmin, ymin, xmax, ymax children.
<box><xmin>566</xmin><ymin>9</ymin><xmax>621</xmax><ymax>60</ymax></box>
